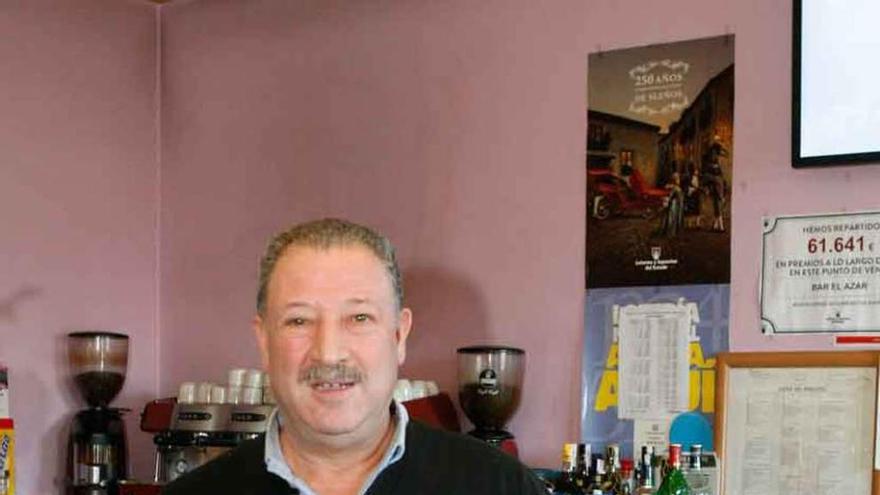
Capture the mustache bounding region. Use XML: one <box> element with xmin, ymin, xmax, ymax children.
<box><xmin>298</xmin><ymin>363</ymin><xmax>364</xmax><ymax>384</ymax></box>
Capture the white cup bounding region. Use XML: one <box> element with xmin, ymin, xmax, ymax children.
<box><xmin>241</xmin><ymin>386</ymin><xmax>262</xmax><ymax>405</ymax></box>
<box><xmin>177</xmin><ymin>382</ymin><xmax>196</xmax><ymax>404</ymax></box>
<box><xmin>196</xmin><ymin>382</ymin><xmax>214</xmax><ymax>403</ymax></box>
<box><xmin>425</xmin><ymin>381</ymin><xmax>440</xmax><ymax>396</ymax></box>
<box><xmin>245</xmin><ymin>369</ymin><xmax>264</xmax><ymax>388</ymax></box>
<box><xmin>393</xmin><ymin>379</ymin><xmax>412</xmax><ymax>402</ymax></box>
<box><xmin>210</xmin><ymin>385</ymin><xmax>226</xmax><ymax>404</ymax></box>
<box><xmin>262</xmin><ymin>385</ymin><xmax>276</xmax><ymax>405</ymax></box>
<box><xmin>410</xmin><ymin>380</ymin><xmax>428</xmax><ymax>400</ymax></box>
<box><xmin>226</xmin><ymin>386</ymin><xmax>242</xmax><ymax>404</ymax></box>
<box><xmin>228</xmin><ymin>368</ymin><xmax>247</xmax><ymax>387</ymax></box>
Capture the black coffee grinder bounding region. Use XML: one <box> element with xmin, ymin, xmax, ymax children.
<box><xmin>66</xmin><ymin>331</ymin><xmax>129</xmax><ymax>495</ymax></box>
<box><xmin>457</xmin><ymin>346</ymin><xmax>525</xmax><ymax>458</ymax></box>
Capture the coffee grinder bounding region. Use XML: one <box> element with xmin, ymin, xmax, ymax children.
<box><xmin>66</xmin><ymin>332</ymin><xmax>129</xmax><ymax>495</ymax></box>
<box><xmin>456</xmin><ymin>346</ymin><xmax>525</xmax><ymax>457</ymax></box>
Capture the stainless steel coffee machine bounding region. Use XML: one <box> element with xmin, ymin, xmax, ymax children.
<box><xmin>141</xmin><ymin>370</ymin><xmax>275</xmax><ymax>484</ymax></box>
<box><xmin>152</xmin><ymin>401</ymin><xmax>238</xmax><ymax>483</ymax></box>
<box><xmin>66</xmin><ymin>332</ymin><xmax>129</xmax><ymax>495</ymax></box>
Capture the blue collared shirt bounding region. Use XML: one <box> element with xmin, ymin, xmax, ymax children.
<box><xmin>263</xmin><ymin>400</ymin><xmax>409</xmax><ymax>495</ymax></box>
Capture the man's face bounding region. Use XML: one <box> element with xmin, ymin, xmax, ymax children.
<box><xmin>254</xmin><ymin>244</ymin><xmax>411</xmax><ymax>440</ymax></box>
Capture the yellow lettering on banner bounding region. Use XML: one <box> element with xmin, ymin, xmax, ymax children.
<box><xmin>689</xmin><ymin>370</ymin><xmax>700</xmax><ymax>410</ymax></box>
<box><xmin>605</xmin><ymin>343</ymin><xmax>619</xmax><ymax>368</ymax></box>
<box><xmin>689</xmin><ymin>342</ymin><xmax>715</xmax><ymax>368</ymax></box>
<box><xmin>594</xmin><ymin>341</ymin><xmax>717</xmax><ymax>413</ymax></box>
<box><xmin>595</xmin><ymin>370</ymin><xmax>618</xmax><ymax>412</ymax></box>
<box><xmin>701</xmin><ymin>369</ymin><xmax>715</xmax><ymax>413</ymax></box>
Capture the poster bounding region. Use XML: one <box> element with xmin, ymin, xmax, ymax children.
<box><xmin>581</xmin><ymin>284</ymin><xmax>729</xmax><ymax>457</ymax></box>
<box><xmin>761</xmin><ymin>211</ymin><xmax>880</xmax><ymax>334</ymax></box>
<box><xmin>586</xmin><ymin>35</ymin><xmax>735</xmax><ymax>288</ymax></box>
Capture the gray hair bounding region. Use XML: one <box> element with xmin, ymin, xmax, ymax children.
<box><xmin>256</xmin><ymin>218</ymin><xmax>403</xmax><ymax>316</ymax></box>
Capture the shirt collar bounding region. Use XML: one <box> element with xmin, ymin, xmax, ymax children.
<box><xmin>264</xmin><ymin>400</ymin><xmax>409</xmax><ymax>495</ymax></box>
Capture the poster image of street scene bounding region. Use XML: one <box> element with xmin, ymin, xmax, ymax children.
<box><xmin>586</xmin><ymin>35</ymin><xmax>734</xmax><ymax>289</ymax></box>
<box><xmin>581</xmin><ymin>284</ymin><xmax>729</xmax><ymax>457</ymax></box>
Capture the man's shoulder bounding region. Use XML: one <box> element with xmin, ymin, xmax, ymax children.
<box><xmin>395</xmin><ymin>421</ymin><xmax>546</xmax><ymax>494</ymax></box>
<box><xmin>160</xmin><ymin>437</ymin><xmax>288</xmax><ymax>495</ymax></box>
<box><xmin>406</xmin><ymin>420</ymin><xmax>512</xmax><ymax>462</ymax></box>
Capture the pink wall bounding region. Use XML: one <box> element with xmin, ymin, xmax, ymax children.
<box><xmin>157</xmin><ymin>0</ymin><xmax>880</xmax><ymax>470</ymax></box>
<box><xmin>159</xmin><ymin>0</ymin><xmax>589</xmax><ymax>468</ymax></box>
<box><xmin>576</xmin><ymin>0</ymin><xmax>880</xmax><ymax>351</ymax></box>
<box><xmin>0</xmin><ymin>1</ymin><xmax>158</xmax><ymax>492</ymax></box>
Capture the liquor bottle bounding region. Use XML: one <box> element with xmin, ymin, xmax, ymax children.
<box><xmin>576</xmin><ymin>443</ymin><xmax>592</xmax><ymax>491</ymax></box>
<box><xmin>636</xmin><ymin>445</ymin><xmax>654</xmax><ymax>494</ymax></box>
<box><xmin>602</xmin><ymin>444</ymin><xmax>623</xmax><ymax>494</ymax></box>
<box><xmin>619</xmin><ymin>459</ymin><xmax>635</xmax><ymax>495</ymax></box>
<box><xmin>688</xmin><ymin>445</ymin><xmax>701</xmax><ymax>471</ymax></box>
<box><xmin>556</xmin><ymin>443</ymin><xmax>585</xmax><ymax>494</ymax></box>
<box><xmin>682</xmin><ymin>444</ymin><xmax>710</xmax><ymax>495</ymax></box>
<box><xmin>586</xmin><ymin>456</ymin><xmax>606</xmax><ymax>495</ymax></box>
<box><xmin>654</xmin><ymin>444</ymin><xmax>691</xmax><ymax>495</ymax></box>
<box><xmin>651</xmin><ymin>451</ymin><xmax>664</xmax><ymax>491</ymax></box>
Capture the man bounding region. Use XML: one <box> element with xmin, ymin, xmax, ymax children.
<box><xmin>703</xmin><ymin>135</ymin><xmax>728</xmax><ymax>232</ymax></box>
<box><xmin>163</xmin><ymin>218</ymin><xmax>547</xmax><ymax>495</ymax></box>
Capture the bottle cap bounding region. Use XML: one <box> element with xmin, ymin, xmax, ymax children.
<box><xmin>669</xmin><ymin>443</ymin><xmax>682</xmax><ymax>467</ymax></box>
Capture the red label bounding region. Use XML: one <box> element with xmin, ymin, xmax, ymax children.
<box><xmin>668</xmin><ymin>444</ymin><xmax>681</xmax><ymax>466</ymax></box>
<box><xmin>836</xmin><ymin>335</ymin><xmax>880</xmax><ymax>345</ymax></box>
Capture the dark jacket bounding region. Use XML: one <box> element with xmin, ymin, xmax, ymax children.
<box><xmin>162</xmin><ymin>420</ymin><xmax>547</xmax><ymax>495</ymax></box>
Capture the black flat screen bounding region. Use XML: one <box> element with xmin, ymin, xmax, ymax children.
<box><xmin>792</xmin><ymin>0</ymin><xmax>880</xmax><ymax>167</ymax></box>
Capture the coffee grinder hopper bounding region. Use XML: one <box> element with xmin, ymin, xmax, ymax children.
<box><xmin>68</xmin><ymin>332</ymin><xmax>129</xmax><ymax>407</ymax></box>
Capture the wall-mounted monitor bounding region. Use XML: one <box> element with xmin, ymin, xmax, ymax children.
<box><xmin>792</xmin><ymin>0</ymin><xmax>880</xmax><ymax>167</ymax></box>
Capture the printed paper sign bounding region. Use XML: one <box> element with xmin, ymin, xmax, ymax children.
<box><xmin>761</xmin><ymin>211</ymin><xmax>880</xmax><ymax>334</ymax></box>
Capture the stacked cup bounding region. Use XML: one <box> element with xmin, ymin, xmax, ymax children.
<box><xmin>177</xmin><ymin>382</ymin><xmax>196</xmax><ymax>404</ymax></box>
<box><xmin>262</xmin><ymin>375</ymin><xmax>276</xmax><ymax>405</ymax></box>
<box><xmin>242</xmin><ymin>369</ymin><xmax>264</xmax><ymax>405</ymax></box>
<box><xmin>176</xmin><ymin>368</ymin><xmax>271</xmax><ymax>405</ymax></box>
<box><xmin>392</xmin><ymin>378</ymin><xmax>441</xmax><ymax>402</ymax></box>
<box><xmin>227</xmin><ymin>368</ymin><xmax>247</xmax><ymax>405</ymax></box>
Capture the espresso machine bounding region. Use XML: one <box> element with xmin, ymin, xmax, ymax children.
<box><xmin>457</xmin><ymin>346</ymin><xmax>525</xmax><ymax>457</ymax></box>
<box><xmin>139</xmin><ymin>369</ymin><xmax>275</xmax><ymax>484</ymax></box>
<box><xmin>66</xmin><ymin>332</ymin><xmax>129</xmax><ymax>495</ymax></box>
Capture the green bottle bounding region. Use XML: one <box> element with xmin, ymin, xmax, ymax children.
<box><xmin>655</xmin><ymin>444</ymin><xmax>691</xmax><ymax>495</ymax></box>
